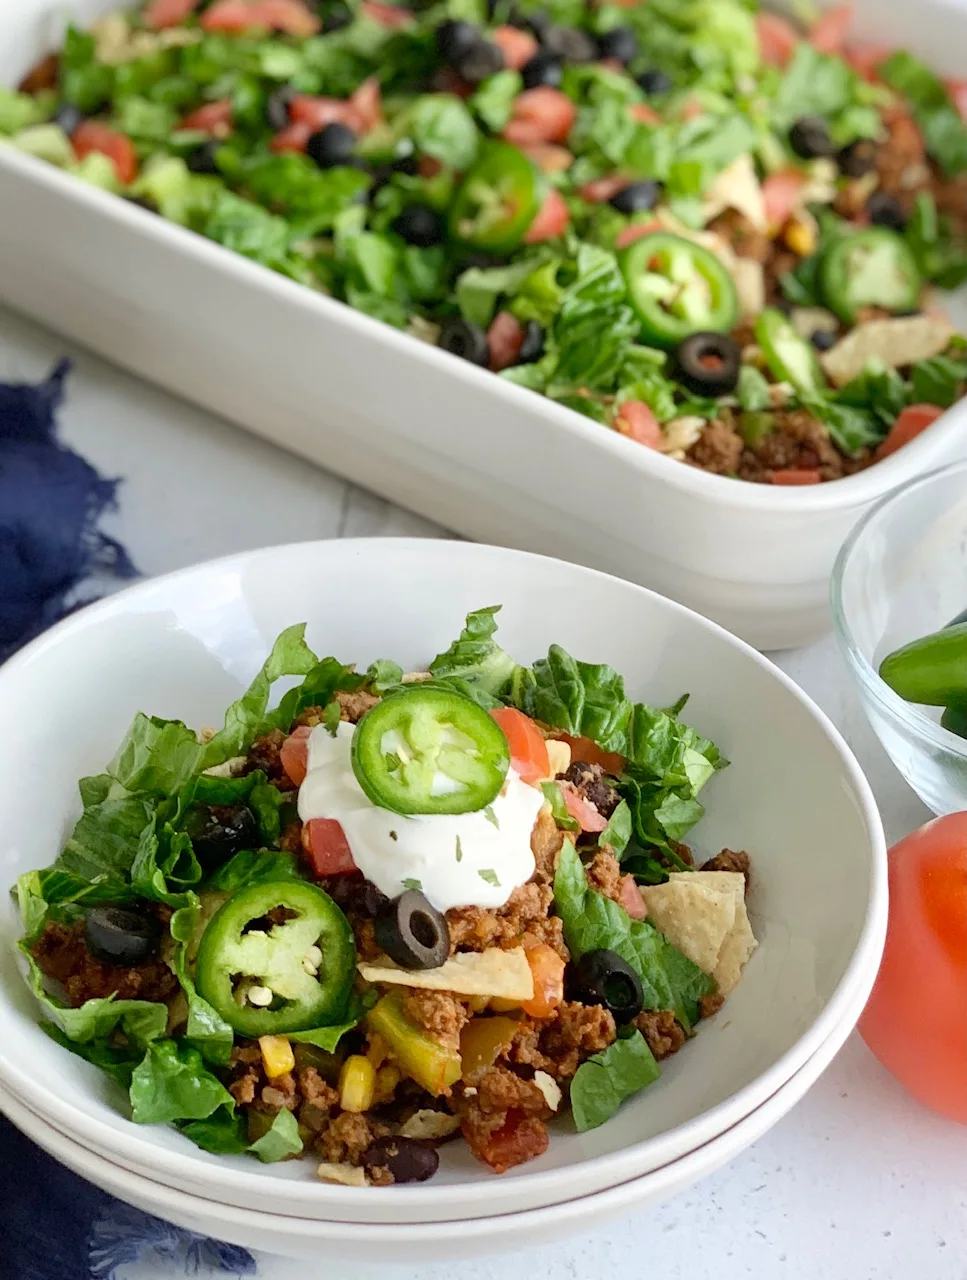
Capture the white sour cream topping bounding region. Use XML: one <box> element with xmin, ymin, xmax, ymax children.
<box><xmin>298</xmin><ymin>721</ymin><xmax>543</xmax><ymax>913</ymax></box>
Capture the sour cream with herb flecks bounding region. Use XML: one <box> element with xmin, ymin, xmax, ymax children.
<box><xmin>297</xmin><ymin>722</ymin><xmax>543</xmax><ymax>913</ymax></box>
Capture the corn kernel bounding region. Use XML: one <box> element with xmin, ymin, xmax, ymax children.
<box><xmin>783</xmin><ymin>217</ymin><xmax>817</xmax><ymax>258</ymax></box>
<box><xmin>258</xmin><ymin>1035</ymin><xmax>295</xmax><ymax>1080</ymax></box>
<box><xmin>338</xmin><ymin>1055</ymin><xmax>376</xmax><ymax>1113</ymax></box>
<box><xmin>467</xmin><ymin>995</ymin><xmax>491</xmax><ymax>1014</ymax></box>
<box><xmin>374</xmin><ymin>1064</ymin><xmax>401</xmax><ymax>1103</ymax></box>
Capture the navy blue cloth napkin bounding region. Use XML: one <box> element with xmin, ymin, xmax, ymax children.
<box><xmin>0</xmin><ymin>362</ymin><xmax>257</xmax><ymax>1279</ymax></box>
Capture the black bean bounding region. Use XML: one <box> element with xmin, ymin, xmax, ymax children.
<box><xmin>521</xmin><ymin>51</ymin><xmax>563</xmax><ymax>90</ymax></box>
<box><xmin>436</xmin><ymin>19</ymin><xmax>480</xmax><ymax>63</ymax></box>
<box><xmin>837</xmin><ymin>137</ymin><xmax>878</xmax><ymax>178</ymax></box>
<box><xmin>866</xmin><ymin>191</ymin><xmax>907</xmax><ymax>231</ymax></box>
<box><xmin>392</xmin><ymin>204</ymin><xmax>445</xmax><ymax>247</ymax></box>
<box><xmin>637</xmin><ymin>68</ymin><xmax>673</xmax><ymax>96</ymax></box>
<box><xmin>362</xmin><ymin>1137</ymin><xmax>440</xmax><ymax>1184</ymax></box>
<box><xmin>189</xmin><ymin>804</ymin><xmax>259</xmax><ymax>871</ymax></box>
<box><xmin>609</xmin><ymin>179</ymin><xmax>661</xmax><ymax>214</ymax></box>
<box><xmin>596</xmin><ymin>26</ymin><xmax>637</xmax><ymax>65</ymax></box>
<box><xmin>85</xmin><ymin>905</ymin><xmax>163</xmax><ymax>967</ymax></box>
<box><xmin>810</xmin><ymin>328</ymin><xmax>837</xmax><ymax>351</ymax></box>
<box><xmin>788</xmin><ymin>115</ymin><xmax>834</xmax><ymax>160</ymax></box>
<box><xmin>454</xmin><ymin>40</ymin><xmax>506</xmax><ymax>84</ymax></box>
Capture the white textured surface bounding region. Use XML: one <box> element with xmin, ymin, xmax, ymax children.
<box><xmin>0</xmin><ymin>305</ymin><xmax>965</xmax><ymax>1278</ymax></box>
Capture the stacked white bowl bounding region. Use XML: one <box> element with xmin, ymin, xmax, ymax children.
<box><xmin>0</xmin><ymin>541</ymin><xmax>887</xmax><ymax>1263</ymax></box>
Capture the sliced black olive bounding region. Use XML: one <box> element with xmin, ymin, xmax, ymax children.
<box><xmin>374</xmin><ymin>890</ymin><xmax>450</xmax><ymax>970</ymax></box>
<box><xmin>609</xmin><ymin>179</ymin><xmax>661</xmax><ymax>214</ymax></box>
<box><xmin>674</xmin><ymin>332</ymin><xmax>742</xmax><ymax>397</ymax></box>
<box><xmin>53</xmin><ymin>103</ymin><xmax>84</xmax><ymax>136</ymax></box>
<box><xmin>186</xmin><ymin>140</ymin><xmax>222</xmax><ymax>175</ymax></box>
<box><xmin>539</xmin><ymin>25</ymin><xmax>597</xmax><ymax>64</ymax></box>
<box><xmin>454</xmin><ymin>39</ymin><xmax>506</xmax><ymax>84</ymax></box>
<box><xmin>596</xmin><ymin>26</ymin><xmax>637</xmax><ymax>65</ymax></box>
<box><xmin>436</xmin><ymin>19</ymin><xmax>481</xmax><ymax>64</ymax></box>
<box><xmin>85</xmin><ymin>905</ymin><xmax>163</xmax><ymax>967</ymax></box>
<box><xmin>566</xmin><ymin>949</ymin><xmax>643</xmax><ymax>1023</ymax></box>
<box><xmin>307</xmin><ymin>122</ymin><xmax>357</xmax><ymax>169</ymax></box>
<box><xmin>438</xmin><ymin>316</ymin><xmax>490</xmax><ymax>366</ymax></box>
<box><xmin>188</xmin><ymin>804</ymin><xmax>259</xmax><ymax>870</ymax></box>
<box><xmin>392</xmin><ymin>205</ymin><xmax>445</xmax><ymax>247</ymax></box>
<box><xmin>788</xmin><ymin>115</ymin><xmax>834</xmax><ymax>159</ymax></box>
<box><xmin>637</xmin><ymin>67</ymin><xmax>673</xmax><ymax>96</ymax></box>
<box><xmin>837</xmin><ymin>137</ymin><xmax>878</xmax><ymax>178</ymax></box>
<box><xmin>810</xmin><ymin>328</ymin><xmax>837</xmax><ymax>351</ymax></box>
<box><xmin>521</xmin><ymin>51</ymin><xmax>563</xmax><ymax>90</ymax></box>
<box><xmin>266</xmin><ymin>87</ymin><xmax>294</xmax><ymax>131</ymax></box>
<box><xmin>517</xmin><ymin>320</ymin><xmax>545</xmax><ymax>364</ymax></box>
<box><xmin>391</xmin><ymin>152</ymin><xmax>421</xmax><ymax>176</ymax></box>
<box><xmin>362</xmin><ymin>1136</ymin><xmax>440</xmax><ymax>1183</ymax></box>
<box><xmin>866</xmin><ymin>190</ymin><xmax>907</xmax><ymax>231</ymax></box>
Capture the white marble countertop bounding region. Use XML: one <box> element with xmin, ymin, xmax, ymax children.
<box><xmin>2</xmin><ymin>304</ymin><xmax>966</xmax><ymax>1280</ymax></box>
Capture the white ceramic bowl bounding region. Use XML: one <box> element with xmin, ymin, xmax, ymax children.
<box><xmin>0</xmin><ymin>540</ymin><xmax>886</xmax><ymax>1224</ymax></box>
<box><xmin>0</xmin><ymin>974</ymin><xmax>865</xmax><ymax>1265</ymax></box>
<box><xmin>2</xmin><ymin>2</ymin><xmax>967</xmax><ymax>650</ymax></box>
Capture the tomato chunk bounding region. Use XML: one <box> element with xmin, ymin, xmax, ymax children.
<box><xmin>629</xmin><ymin>102</ymin><xmax>661</xmax><ymax>125</ymax></box>
<box><xmin>874</xmin><ymin>403</ymin><xmax>944</xmax><ymax>461</ymax></box>
<box><xmin>72</xmin><ymin>122</ymin><xmax>138</xmax><ymax>184</ymax></box>
<box><xmin>360</xmin><ymin>1</ymin><xmax>413</xmax><ymax>26</ymax></box>
<box><xmin>756</xmin><ymin>12</ymin><xmax>800</xmax><ymax>66</ymax></box>
<box><xmin>492</xmin><ymin>25</ymin><xmax>539</xmax><ymax>70</ymax></box>
<box><xmin>523</xmin><ymin>187</ymin><xmax>570</xmax><ymax>243</ymax></box>
<box><xmin>289</xmin><ymin>94</ymin><xmax>364</xmax><ymax>133</ymax></box>
<box><xmin>520</xmin><ymin>942</ymin><xmax>566</xmax><ymax>1018</ymax></box>
<box><xmin>578</xmin><ymin>175</ymin><xmax>629</xmax><ymax>203</ymax></box>
<box><xmin>762</xmin><ymin>169</ymin><xmax>807</xmax><ymax>228</ymax></box>
<box><xmin>180</xmin><ymin>99</ymin><xmax>233</xmax><ymax>133</ymax></box>
<box><xmin>488</xmin><ymin>311</ymin><xmax>526</xmax><ymax>372</ymax></box>
<box><xmin>280</xmin><ymin>724</ymin><xmax>312</xmax><ymax>786</ymax></box>
<box><xmin>771</xmin><ymin>469</ymin><xmax>822</xmax><ymax>485</ymax></box>
<box><xmin>144</xmin><ymin>0</ymin><xmax>200</xmax><ymax>27</ymax></box>
<box><xmin>948</xmin><ymin>79</ymin><xmax>967</xmax><ymax>123</ymax></box>
<box><xmin>561</xmin><ymin>785</ymin><xmax>608</xmax><ymax>833</ymax></box>
<box><xmin>614</xmin><ymin>219</ymin><xmax>662</xmax><ymax>249</ymax></box>
<box><xmin>270</xmin><ymin>121</ymin><xmax>312</xmax><ymax>152</ymax></box>
<box><xmin>350</xmin><ymin>77</ymin><xmax>382</xmax><ymax>132</ymax></box>
<box><xmin>302</xmin><ymin>818</ymin><xmax>359</xmax><ymax>877</ymax></box>
<box><xmin>847</xmin><ymin>44</ymin><xmax>892</xmax><ymax>81</ymax></box>
<box><xmin>614</xmin><ymin>400</ymin><xmax>662</xmax><ymax>449</ymax></box>
<box><xmin>521</xmin><ymin>144</ymin><xmax>573</xmax><ymax>173</ymax></box>
<box><xmin>463</xmin><ymin>1109</ymin><xmax>549</xmax><ymax>1174</ymax></box>
<box><xmin>618</xmin><ymin>874</ymin><xmax>646</xmax><ymax>920</ymax></box>
<box><xmin>202</xmin><ymin>0</ymin><xmax>321</xmax><ymax>35</ymax></box>
<box><xmin>809</xmin><ymin>3</ymin><xmax>853</xmax><ymax>54</ymax></box>
<box><xmin>557</xmin><ymin>734</ymin><xmax>625</xmax><ymax>775</ymax></box>
<box><xmin>490</xmin><ymin>707</ymin><xmax>550</xmax><ymax>786</ymax></box>
<box><xmin>503</xmin><ymin>88</ymin><xmax>577</xmax><ymax>146</ymax></box>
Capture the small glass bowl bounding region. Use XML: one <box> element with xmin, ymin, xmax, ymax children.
<box><xmin>831</xmin><ymin>460</ymin><xmax>967</xmax><ymax>815</ymax></box>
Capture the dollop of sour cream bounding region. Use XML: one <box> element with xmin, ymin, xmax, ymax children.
<box><xmin>298</xmin><ymin>722</ymin><xmax>544</xmax><ymax>913</ymax></box>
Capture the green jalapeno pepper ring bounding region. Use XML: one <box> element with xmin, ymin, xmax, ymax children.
<box><xmin>449</xmin><ymin>143</ymin><xmax>541</xmax><ymax>254</ymax></box>
<box><xmin>619</xmin><ymin>231</ymin><xmax>739</xmax><ymax>349</ymax></box>
<box><xmin>195</xmin><ymin>880</ymin><xmax>355</xmax><ymax>1037</ymax></box>
<box><xmin>755</xmin><ymin>307</ymin><xmax>827</xmax><ymax>395</ymax></box>
<box><xmin>819</xmin><ymin>228</ymin><xmax>922</xmax><ymax>326</ymax></box>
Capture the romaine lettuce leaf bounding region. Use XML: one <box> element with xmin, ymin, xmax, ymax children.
<box><xmin>910</xmin><ymin>354</ymin><xmax>967</xmax><ymax>408</ymax></box>
<box><xmin>129</xmin><ymin>1039</ymin><xmax>235</xmax><ymax>1125</ymax></box>
<box><xmin>169</xmin><ymin>901</ymin><xmax>235</xmax><ymax>1065</ymax></box>
<box><xmin>428</xmin><ymin>605</ymin><xmax>517</xmax><ymax>696</ymax></box>
<box><xmin>20</xmin><ymin>945</ymin><xmax>168</xmax><ymax>1046</ymax></box>
<box><xmin>880</xmin><ymin>52</ymin><xmax>967</xmax><ymax>176</ymax></box>
<box><xmin>570</xmin><ymin>1029</ymin><xmax>660</xmax><ymax>1131</ymax></box>
<box><xmin>249</xmin><ymin>1106</ymin><xmax>304</xmax><ymax>1162</ymax></box>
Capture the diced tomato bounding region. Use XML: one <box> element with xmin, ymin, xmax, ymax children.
<box><xmin>144</xmin><ymin>0</ymin><xmax>200</xmax><ymax>27</ymax></box>
<box><xmin>618</xmin><ymin>874</ymin><xmax>646</xmax><ymax>920</ymax></box>
<box><xmin>180</xmin><ymin>99</ymin><xmax>233</xmax><ymax>133</ymax></box>
<box><xmin>680</xmin><ymin>98</ymin><xmax>704</xmax><ymax>122</ymax></box>
<box><xmin>874</xmin><ymin>403</ymin><xmax>945</xmax><ymax>461</ymax></box>
<box><xmin>72</xmin><ymin>122</ymin><xmax>138</xmax><ymax>185</ymax></box>
<box><xmin>463</xmin><ymin>1109</ymin><xmax>549</xmax><ymax>1174</ymax></box>
<box><xmin>557</xmin><ymin>734</ymin><xmax>625</xmax><ymax>776</ymax></box>
<box><xmin>948</xmin><ymin>79</ymin><xmax>967</xmax><ymax>124</ymax></box>
<box><xmin>809</xmin><ymin>3</ymin><xmax>853</xmax><ymax>54</ymax></box>
<box><xmin>578</xmin><ymin>175</ymin><xmax>629</xmax><ymax>203</ymax></box>
<box><xmin>289</xmin><ymin>94</ymin><xmax>364</xmax><ymax>133</ymax></box>
<box><xmin>302</xmin><ymin>818</ymin><xmax>359</xmax><ymax>878</ymax></box>
<box><xmin>561</xmin><ymin>784</ymin><xmax>608</xmax><ymax>833</ymax></box>
<box><xmin>521</xmin><ymin>143</ymin><xmax>573</xmax><ymax>173</ymax></box>
<box><xmin>492</xmin><ymin>25</ymin><xmax>539</xmax><ymax>70</ymax></box>
<box><xmin>350</xmin><ymin>77</ymin><xmax>382</xmax><ymax>132</ymax></box>
<box><xmin>846</xmin><ymin>43</ymin><xmax>892</xmax><ymax>81</ymax></box>
<box><xmin>270</xmin><ymin>120</ymin><xmax>312</xmax><ymax>152</ymax></box>
<box><xmin>488</xmin><ymin>311</ymin><xmax>526</xmax><ymax>372</ymax></box>
<box><xmin>280</xmin><ymin>724</ymin><xmax>312</xmax><ymax>787</ymax></box>
<box><xmin>520</xmin><ymin>942</ymin><xmax>566</xmax><ymax>1018</ymax></box>
<box><xmin>503</xmin><ymin>87</ymin><xmax>577</xmax><ymax>146</ymax></box>
<box><xmin>755</xmin><ymin>12</ymin><xmax>800</xmax><ymax>67</ymax></box>
<box><xmin>615</xmin><ymin>219</ymin><xmax>662</xmax><ymax>249</ymax></box>
<box><xmin>614</xmin><ymin>399</ymin><xmax>663</xmax><ymax>449</ymax></box>
<box><xmin>490</xmin><ymin>707</ymin><xmax>550</xmax><ymax>786</ymax></box>
<box><xmin>360</xmin><ymin>0</ymin><xmax>413</xmax><ymax>26</ymax></box>
<box><xmin>202</xmin><ymin>0</ymin><xmax>321</xmax><ymax>35</ymax></box>
<box><xmin>629</xmin><ymin>102</ymin><xmax>661</xmax><ymax>125</ymax></box>
<box><xmin>762</xmin><ymin>169</ymin><xmax>807</xmax><ymax>229</ymax></box>
<box><xmin>523</xmin><ymin>187</ymin><xmax>570</xmax><ymax>243</ymax></box>
<box><xmin>771</xmin><ymin>469</ymin><xmax>822</xmax><ymax>485</ymax></box>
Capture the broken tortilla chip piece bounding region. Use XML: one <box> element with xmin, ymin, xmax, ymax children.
<box><xmin>358</xmin><ymin>947</ymin><xmax>535</xmax><ymax>1001</ymax></box>
<box><xmin>702</xmin><ymin>153</ymin><xmax>768</xmax><ymax>231</ymax></box>
<box><xmin>821</xmin><ymin>315</ymin><xmax>955</xmax><ymax>386</ymax></box>
<box><xmin>399</xmin><ymin>1110</ymin><xmax>462</xmax><ymax>1141</ymax></box>
<box><xmin>641</xmin><ymin>879</ymin><xmax>737</xmax><ymax>975</ymax></box>
<box><xmin>669</xmin><ymin>871</ymin><xmax>756</xmax><ymax>994</ymax></box>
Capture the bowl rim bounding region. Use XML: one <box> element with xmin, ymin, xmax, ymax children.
<box><xmin>830</xmin><ymin>459</ymin><xmax>967</xmax><ymax>762</ymax></box>
<box><xmin>2</xmin><ymin>142</ymin><xmax>964</xmax><ymax>520</ymax></box>
<box><xmin>0</xmin><ymin>538</ymin><xmax>889</xmax><ymax>1216</ymax></box>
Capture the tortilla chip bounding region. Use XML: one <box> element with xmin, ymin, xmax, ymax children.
<box><xmin>713</xmin><ymin>899</ymin><xmax>758</xmax><ymax>995</ymax></box>
<box><xmin>821</xmin><ymin>315</ymin><xmax>955</xmax><ymax>387</ymax></box>
<box><xmin>733</xmin><ymin>258</ymin><xmax>766</xmax><ymax>319</ymax></box>
<box><xmin>533</xmin><ymin>1070</ymin><xmax>563</xmax><ymax>1112</ymax></box>
<box><xmin>358</xmin><ymin>947</ymin><xmax>534</xmax><ymax>1001</ymax></box>
<box><xmin>399</xmin><ymin>1110</ymin><xmax>462</xmax><ymax>1141</ymax></box>
<box><xmin>641</xmin><ymin>880</ymin><xmax>737</xmax><ymax>974</ymax></box>
<box><xmin>317</xmin><ymin>1162</ymin><xmax>368</xmax><ymax>1187</ymax></box>
<box><xmin>702</xmin><ymin>153</ymin><xmax>768</xmax><ymax>231</ymax></box>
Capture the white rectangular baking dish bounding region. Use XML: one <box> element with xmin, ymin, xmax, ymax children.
<box><xmin>1</xmin><ymin>0</ymin><xmax>965</xmax><ymax>649</ymax></box>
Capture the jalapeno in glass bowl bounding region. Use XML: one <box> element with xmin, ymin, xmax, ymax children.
<box><xmin>619</xmin><ymin>231</ymin><xmax>739</xmax><ymax>349</ymax></box>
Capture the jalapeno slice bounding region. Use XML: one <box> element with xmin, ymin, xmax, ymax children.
<box><xmin>449</xmin><ymin>143</ymin><xmax>541</xmax><ymax>254</ymax></box>
<box><xmin>195</xmin><ymin>880</ymin><xmax>355</xmax><ymax>1037</ymax></box>
<box><xmin>619</xmin><ymin>232</ymin><xmax>739</xmax><ymax>349</ymax></box>
<box><xmin>351</xmin><ymin>688</ymin><xmax>510</xmax><ymax>816</ymax></box>
<box><xmin>755</xmin><ymin>307</ymin><xmax>827</xmax><ymax>395</ymax></box>
<box><xmin>819</xmin><ymin>228</ymin><xmax>922</xmax><ymax>325</ymax></box>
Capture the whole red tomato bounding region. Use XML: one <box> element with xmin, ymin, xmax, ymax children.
<box><xmin>860</xmin><ymin>813</ymin><xmax>967</xmax><ymax>1122</ymax></box>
